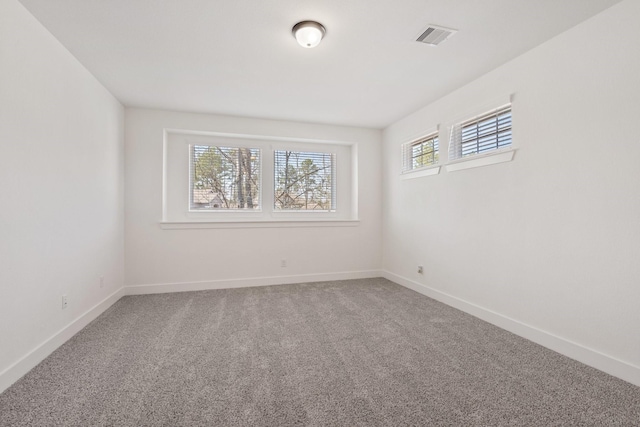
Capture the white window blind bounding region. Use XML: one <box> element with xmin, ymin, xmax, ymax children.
<box><xmin>402</xmin><ymin>132</ymin><xmax>439</xmax><ymax>173</ymax></box>
<box><xmin>449</xmin><ymin>105</ymin><xmax>512</xmax><ymax>160</ymax></box>
<box><xmin>274</xmin><ymin>150</ymin><xmax>336</xmax><ymax>211</ymax></box>
<box><xmin>190</xmin><ymin>145</ymin><xmax>261</xmax><ymax>210</ymax></box>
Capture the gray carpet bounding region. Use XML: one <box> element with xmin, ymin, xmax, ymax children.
<box><xmin>1</xmin><ymin>278</ymin><xmax>639</xmax><ymax>426</ymax></box>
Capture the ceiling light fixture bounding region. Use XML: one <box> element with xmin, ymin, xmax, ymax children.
<box><xmin>292</xmin><ymin>21</ymin><xmax>326</xmax><ymax>48</ymax></box>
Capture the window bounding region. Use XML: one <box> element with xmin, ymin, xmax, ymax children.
<box><xmin>449</xmin><ymin>105</ymin><xmax>512</xmax><ymax>160</ymax></box>
<box><xmin>190</xmin><ymin>145</ymin><xmax>260</xmax><ymax>210</ymax></box>
<box><xmin>274</xmin><ymin>150</ymin><xmax>336</xmax><ymax>211</ymax></box>
<box><xmin>162</xmin><ymin>130</ymin><xmax>355</xmax><ymax>224</ymax></box>
<box><xmin>402</xmin><ymin>133</ymin><xmax>439</xmax><ymax>173</ymax></box>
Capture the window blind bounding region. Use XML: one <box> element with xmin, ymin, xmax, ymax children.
<box><xmin>274</xmin><ymin>150</ymin><xmax>336</xmax><ymax>211</ymax></box>
<box><xmin>449</xmin><ymin>105</ymin><xmax>512</xmax><ymax>160</ymax></box>
<box><xmin>190</xmin><ymin>145</ymin><xmax>261</xmax><ymax>210</ymax></box>
<box><xmin>402</xmin><ymin>133</ymin><xmax>439</xmax><ymax>173</ymax></box>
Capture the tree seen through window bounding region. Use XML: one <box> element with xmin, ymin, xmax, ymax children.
<box><xmin>274</xmin><ymin>150</ymin><xmax>335</xmax><ymax>211</ymax></box>
<box><xmin>190</xmin><ymin>145</ymin><xmax>260</xmax><ymax>210</ymax></box>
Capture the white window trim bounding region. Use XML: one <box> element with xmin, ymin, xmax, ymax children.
<box><xmin>401</xmin><ymin>165</ymin><xmax>441</xmax><ymax>180</ymax></box>
<box><xmin>445</xmin><ymin>148</ymin><xmax>515</xmax><ymax>173</ymax></box>
<box><xmin>400</xmin><ymin>127</ymin><xmax>440</xmax><ymax>177</ymax></box>
<box><xmin>442</xmin><ymin>93</ymin><xmax>515</xmax><ymax>172</ymax></box>
<box><xmin>162</xmin><ymin>129</ymin><xmax>358</xmax><ymax>224</ymax></box>
<box><xmin>159</xmin><ymin>219</ymin><xmax>360</xmax><ymax>230</ymax></box>
<box><xmin>449</xmin><ymin>104</ymin><xmax>512</xmax><ymax>160</ymax></box>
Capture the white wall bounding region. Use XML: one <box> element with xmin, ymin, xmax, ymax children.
<box><xmin>125</xmin><ymin>108</ymin><xmax>382</xmax><ymax>291</ymax></box>
<box><xmin>382</xmin><ymin>0</ymin><xmax>640</xmax><ymax>385</ymax></box>
<box><xmin>0</xmin><ymin>0</ymin><xmax>125</xmax><ymax>390</ymax></box>
<box><xmin>3</xmin><ymin>0</ymin><xmax>635</xmax><ymax>395</ymax></box>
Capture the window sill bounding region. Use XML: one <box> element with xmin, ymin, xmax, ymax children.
<box><xmin>445</xmin><ymin>149</ymin><xmax>515</xmax><ymax>173</ymax></box>
<box><xmin>401</xmin><ymin>165</ymin><xmax>440</xmax><ymax>180</ymax></box>
<box><xmin>160</xmin><ymin>219</ymin><xmax>360</xmax><ymax>230</ymax></box>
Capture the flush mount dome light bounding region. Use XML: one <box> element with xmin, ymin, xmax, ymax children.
<box><xmin>292</xmin><ymin>21</ymin><xmax>326</xmax><ymax>48</ymax></box>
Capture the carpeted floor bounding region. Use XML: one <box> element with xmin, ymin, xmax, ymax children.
<box><xmin>1</xmin><ymin>278</ymin><xmax>639</xmax><ymax>426</ymax></box>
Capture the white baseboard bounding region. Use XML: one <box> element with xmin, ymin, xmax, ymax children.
<box><xmin>382</xmin><ymin>270</ymin><xmax>640</xmax><ymax>387</ymax></box>
<box><xmin>0</xmin><ymin>287</ymin><xmax>126</xmax><ymax>394</ymax></box>
<box><xmin>8</xmin><ymin>271</ymin><xmax>634</xmax><ymax>395</ymax></box>
<box><xmin>0</xmin><ymin>271</ymin><xmax>380</xmax><ymax>394</ymax></box>
<box><xmin>125</xmin><ymin>270</ymin><xmax>383</xmax><ymax>295</ymax></box>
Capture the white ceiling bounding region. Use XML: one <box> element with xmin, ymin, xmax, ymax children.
<box><xmin>19</xmin><ymin>0</ymin><xmax>620</xmax><ymax>129</ymax></box>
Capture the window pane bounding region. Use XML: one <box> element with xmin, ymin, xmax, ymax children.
<box><xmin>274</xmin><ymin>150</ymin><xmax>335</xmax><ymax>211</ymax></box>
<box><xmin>405</xmin><ymin>135</ymin><xmax>439</xmax><ymax>172</ymax></box>
<box><xmin>454</xmin><ymin>106</ymin><xmax>512</xmax><ymax>158</ymax></box>
<box><xmin>190</xmin><ymin>145</ymin><xmax>260</xmax><ymax>210</ymax></box>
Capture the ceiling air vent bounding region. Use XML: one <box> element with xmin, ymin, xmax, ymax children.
<box><xmin>416</xmin><ymin>25</ymin><xmax>457</xmax><ymax>46</ymax></box>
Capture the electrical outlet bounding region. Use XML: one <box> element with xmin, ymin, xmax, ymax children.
<box><xmin>61</xmin><ymin>295</ymin><xmax>68</xmax><ymax>309</ymax></box>
<box><xmin>99</xmin><ymin>276</ymin><xmax>104</xmax><ymax>288</ymax></box>
<box><xmin>417</xmin><ymin>265</ymin><xmax>424</xmax><ymax>274</ymax></box>
<box><xmin>281</xmin><ymin>259</ymin><xmax>287</xmax><ymax>268</ymax></box>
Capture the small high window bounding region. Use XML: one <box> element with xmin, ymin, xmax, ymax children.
<box><xmin>449</xmin><ymin>105</ymin><xmax>512</xmax><ymax>160</ymax></box>
<box><xmin>402</xmin><ymin>133</ymin><xmax>439</xmax><ymax>173</ymax></box>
